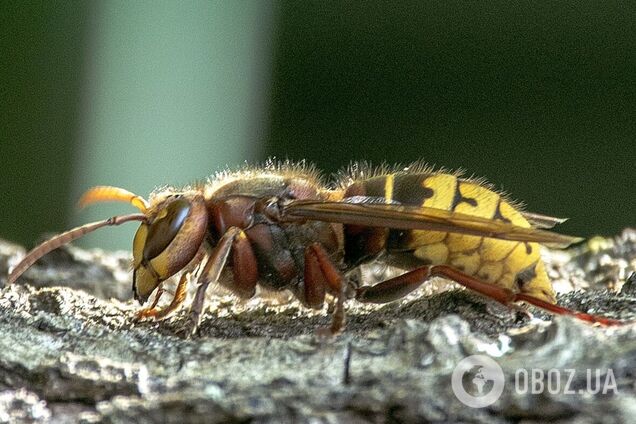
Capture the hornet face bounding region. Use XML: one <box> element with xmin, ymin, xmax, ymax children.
<box><xmin>131</xmin><ymin>193</ymin><xmax>209</xmax><ymax>303</ymax></box>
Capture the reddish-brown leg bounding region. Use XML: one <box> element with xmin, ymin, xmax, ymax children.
<box><xmin>305</xmin><ymin>243</ymin><xmax>347</xmax><ymax>334</ymax></box>
<box><xmin>229</xmin><ymin>231</ymin><xmax>259</xmax><ymax>299</ymax></box>
<box><xmin>135</xmin><ymin>273</ymin><xmax>191</xmax><ymax>321</ymax></box>
<box><xmin>302</xmin><ymin>247</ymin><xmax>327</xmax><ymax>309</ymax></box>
<box><xmin>135</xmin><ymin>286</ymin><xmax>165</xmax><ymax>319</ymax></box>
<box><xmin>356</xmin><ymin>265</ymin><xmax>624</xmax><ymax>326</ymax></box>
<box><xmin>187</xmin><ymin>227</ymin><xmax>259</xmax><ymax>336</ymax></box>
<box><xmin>153</xmin><ymin>272</ymin><xmax>190</xmax><ymax>319</ymax></box>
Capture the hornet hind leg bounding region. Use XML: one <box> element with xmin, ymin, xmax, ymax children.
<box><xmin>355</xmin><ymin>265</ymin><xmax>623</xmax><ymax>326</ymax></box>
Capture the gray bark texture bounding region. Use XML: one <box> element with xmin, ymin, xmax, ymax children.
<box><xmin>0</xmin><ymin>230</ymin><xmax>634</xmax><ymax>423</ymax></box>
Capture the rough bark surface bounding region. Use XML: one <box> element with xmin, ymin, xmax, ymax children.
<box><xmin>0</xmin><ymin>230</ymin><xmax>634</xmax><ymax>423</ymax></box>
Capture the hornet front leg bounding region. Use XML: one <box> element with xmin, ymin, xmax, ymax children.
<box><xmin>186</xmin><ymin>227</ymin><xmax>259</xmax><ymax>336</ymax></box>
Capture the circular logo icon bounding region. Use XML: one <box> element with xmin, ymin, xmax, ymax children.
<box><xmin>451</xmin><ymin>355</ymin><xmax>505</xmax><ymax>408</ymax></box>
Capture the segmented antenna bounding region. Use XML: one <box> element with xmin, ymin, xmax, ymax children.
<box><xmin>79</xmin><ymin>186</ymin><xmax>149</xmax><ymax>212</ymax></box>
<box><xmin>7</xmin><ymin>213</ymin><xmax>146</xmax><ymax>285</ymax></box>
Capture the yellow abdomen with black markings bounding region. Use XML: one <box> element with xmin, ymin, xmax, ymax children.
<box><xmin>342</xmin><ymin>172</ymin><xmax>556</xmax><ymax>303</ymax></box>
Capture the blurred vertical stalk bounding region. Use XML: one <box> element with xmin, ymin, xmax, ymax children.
<box><xmin>72</xmin><ymin>1</ymin><xmax>275</xmax><ymax>250</ymax></box>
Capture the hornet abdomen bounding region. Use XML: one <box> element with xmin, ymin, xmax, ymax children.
<box><xmin>342</xmin><ymin>172</ymin><xmax>556</xmax><ymax>303</ymax></box>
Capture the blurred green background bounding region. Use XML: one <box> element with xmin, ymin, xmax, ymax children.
<box><xmin>1</xmin><ymin>1</ymin><xmax>634</xmax><ymax>251</ymax></box>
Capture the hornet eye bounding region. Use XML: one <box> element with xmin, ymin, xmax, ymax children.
<box><xmin>142</xmin><ymin>198</ymin><xmax>191</xmax><ymax>261</ymax></box>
